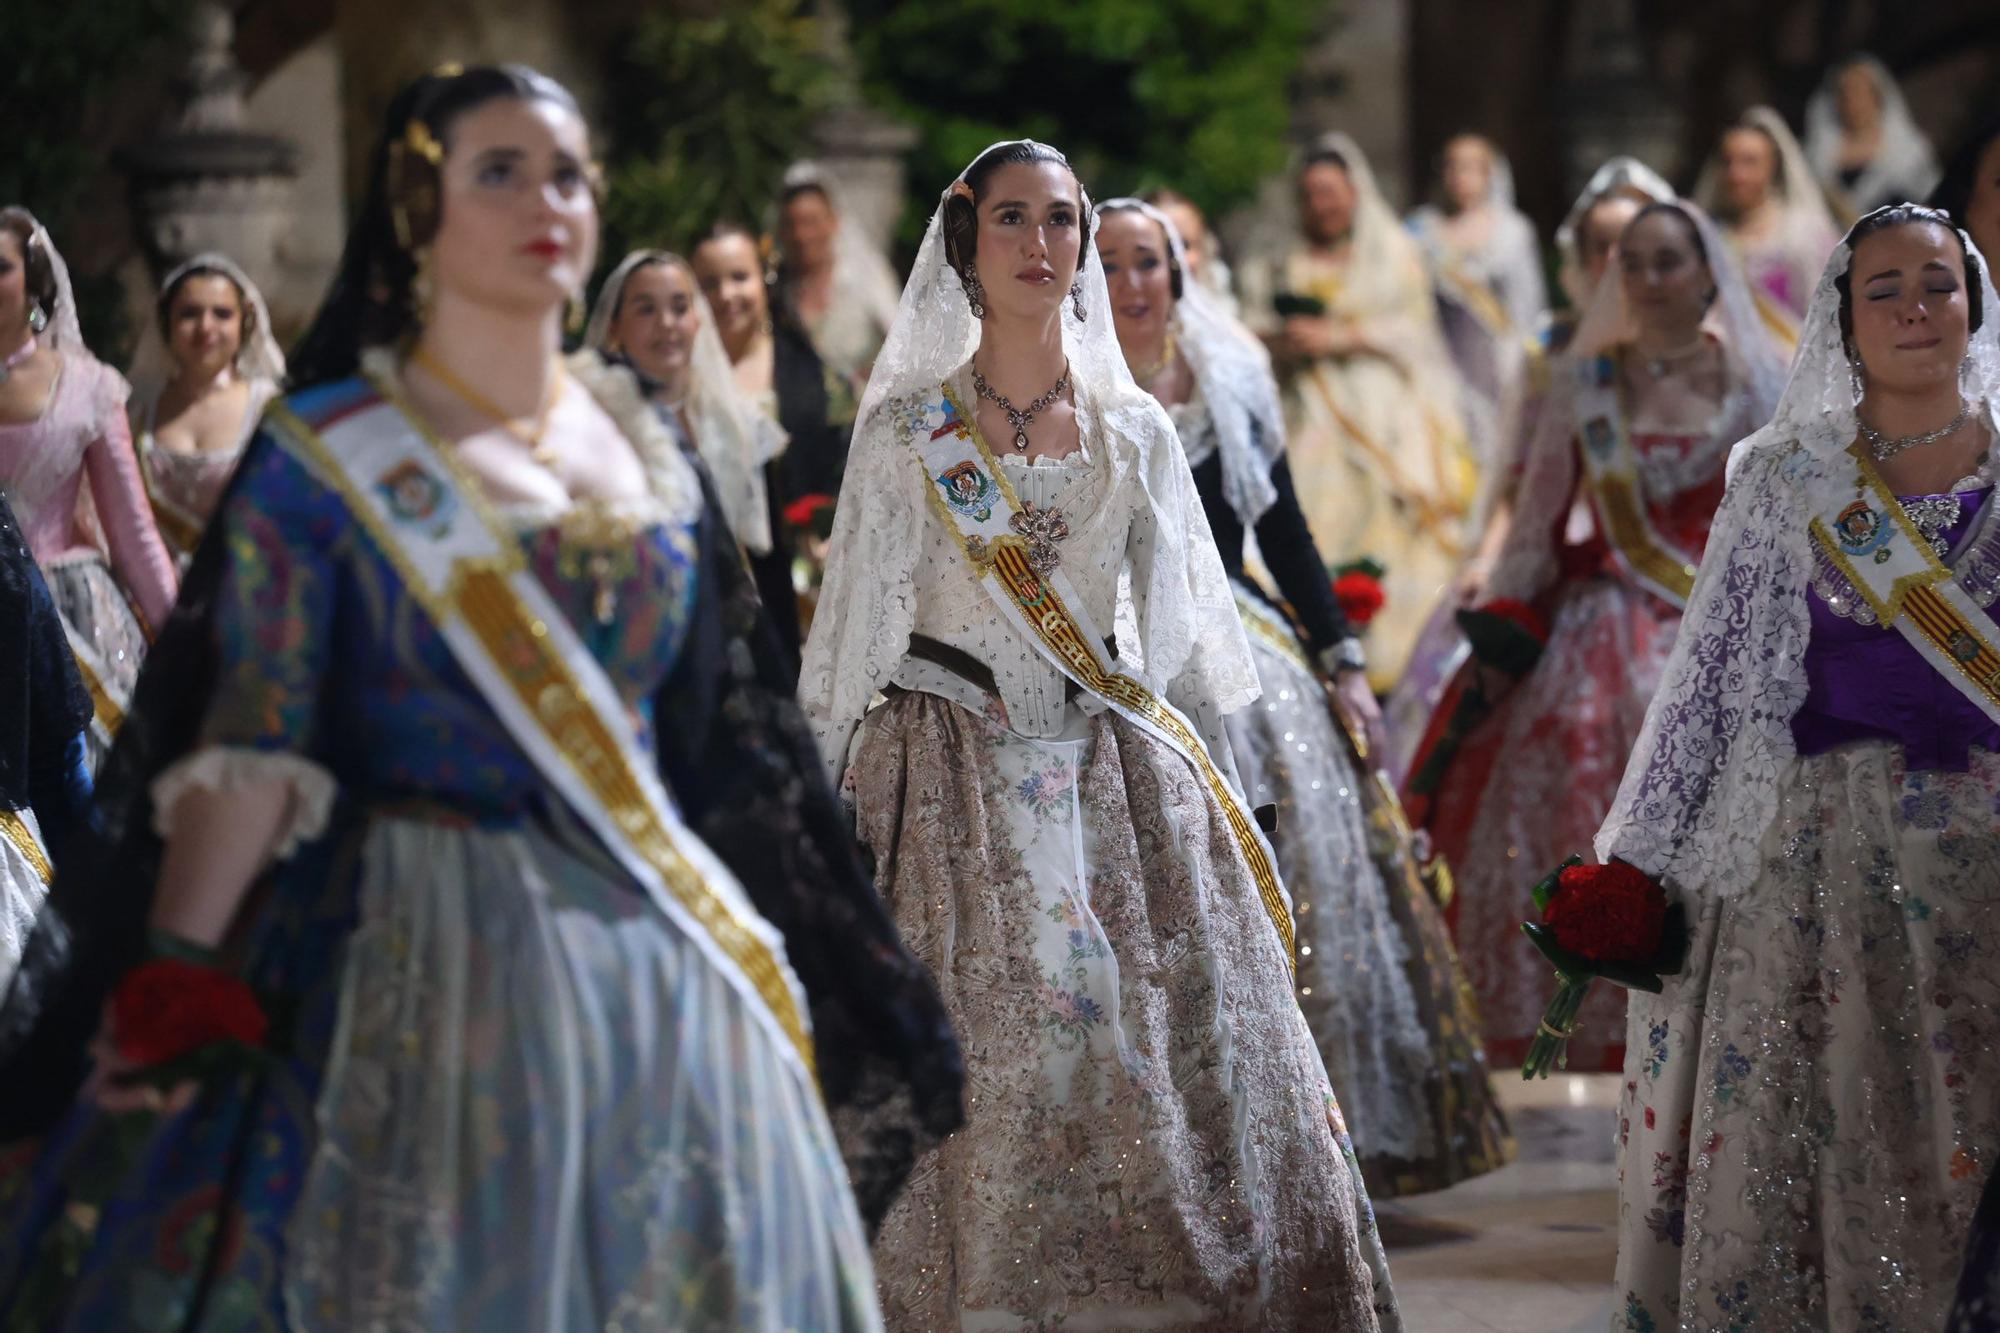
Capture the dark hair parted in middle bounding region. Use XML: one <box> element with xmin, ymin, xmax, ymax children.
<box><xmin>0</xmin><ymin>208</ymin><xmax>59</xmax><ymax>318</ymax></box>
<box><xmin>940</xmin><ymin>141</ymin><xmax>1092</xmax><ymax>295</ymax></box>
<box><xmin>155</xmin><ymin>264</ymin><xmax>253</xmax><ymax>345</ymax></box>
<box><xmin>1834</xmin><ymin>202</ymin><xmax>1986</xmax><ymax>350</ymax></box>
<box><xmin>1095</xmin><ymin>201</ymin><xmax>1185</xmax><ymax>301</ymax></box>
<box><xmin>288</xmin><ymin>64</ymin><xmax>589</xmax><ymax>388</ymax></box>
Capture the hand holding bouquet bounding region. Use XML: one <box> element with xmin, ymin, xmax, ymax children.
<box><xmin>1520</xmin><ymin>857</ymin><xmax>1688</xmax><ymax>1079</ymax></box>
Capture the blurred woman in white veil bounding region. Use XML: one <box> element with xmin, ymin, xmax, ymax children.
<box><xmin>804</xmin><ymin>138</ymin><xmax>1399</xmax><ymax>1331</ymax></box>
<box><xmin>1405</xmin><ymin>199</ymin><xmax>1785</xmax><ymax>1072</ymax></box>
<box><xmin>1237</xmin><ymin>134</ymin><xmax>1478</xmax><ymax>688</ymax></box>
<box><xmin>584</xmin><ymin>247</ymin><xmax>784</xmax><ymax>555</ymax></box>
<box><xmin>128</xmin><ymin>253</ymin><xmax>286</xmax><ymax>565</ymax></box>
<box><xmin>1696</xmin><ymin>106</ymin><xmax>1840</xmax><ymax>328</ymax></box>
<box><xmin>1805</xmin><ymin>54</ymin><xmax>1941</xmax><ymax>218</ymax></box>
<box><xmin>1603</xmin><ymin>201</ymin><xmax>2000</xmax><ymax>1332</ymax></box>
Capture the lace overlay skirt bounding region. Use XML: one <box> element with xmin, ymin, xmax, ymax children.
<box><xmin>1227</xmin><ymin>593</ymin><xmax>1510</xmax><ymax>1196</ymax></box>
<box><xmin>852</xmin><ymin>690</ymin><xmax>1398</xmax><ymax>1331</ymax></box>
<box><xmin>1434</xmin><ymin>574</ymin><xmax>1680</xmax><ymax>1071</ymax></box>
<box><xmin>43</xmin><ymin>551</ymin><xmax>148</xmax><ymax>770</ymax></box>
<box><xmin>1616</xmin><ymin>742</ymin><xmax>2000</xmax><ymax>1332</ymax></box>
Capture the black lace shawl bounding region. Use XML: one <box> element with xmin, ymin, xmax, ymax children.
<box><xmin>0</xmin><ymin>449</ymin><xmax>963</xmax><ymax>1232</ymax></box>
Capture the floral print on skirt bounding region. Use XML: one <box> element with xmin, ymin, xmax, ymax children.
<box><xmin>852</xmin><ymin>689</ymin><xmax>1398</xmax><ymax>1331</ymax></box>
<box><xmin>1616</xmin><ymin>742</ymin><xmax>2000</xmax><ymax>1332</ymax></box>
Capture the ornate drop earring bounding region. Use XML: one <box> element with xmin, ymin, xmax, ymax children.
<box><xmin>1070</xmin><ymin>280</ymin><xmax>1086</xmax><ymax>322</ymax></box>
<box><xmin>410</xmin><ymin>247</ymin><xmax>437</xmax><ymax>327</ymax></box>
<box><xmin>25</xmin><ymin>302</ymin><xmax>47</xmax><ymax>335</ymax></box>
<box><xmin>1848</xmin><ymin>356</ymin><xmax>1867</xmax><ymax>404</ymax></box>
<box><xmin>963</xmin><ymin>271</ymin><xmax>986</xmax><ymax>320</ymax></box>
<box><xmin>566</xmin><ymin>290</ymin><xmax>585</xmax><ymax>334</ymax></box>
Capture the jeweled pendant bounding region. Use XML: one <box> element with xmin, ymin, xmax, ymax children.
<box><xmin>1013</xmin><ymin>428</ymin><xmax>1030</xmax><ymax>452</ymax></box>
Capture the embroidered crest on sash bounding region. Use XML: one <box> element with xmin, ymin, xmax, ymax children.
<box><xmin>375</xmin><ymin>458</ymin><xmax>456</xmax><ymax>535</ymax></box>
<box><xmin>1832</xmin><ymin>499</ymin><xmax>1893</xmax><ymax>562</ymax></box>
<box><xmin>935</xmin><ymin>459</ymin><xmax>996</xmax><ymax>522</ymax></box>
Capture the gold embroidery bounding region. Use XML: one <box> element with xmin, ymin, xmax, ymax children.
<box><xmin>269</xmin><ymin>394</ymin><xmax>818</xmax><ymax>1082</ymax></box>
<box><xmin>0</xmin><ymin>809</ymin><xmax>51</xmax><ymax>885</ymax></box>
<box><xmin>67</xmin><ymin>645</ymin><xmax>126</xmax><ymax>737</ymax></box>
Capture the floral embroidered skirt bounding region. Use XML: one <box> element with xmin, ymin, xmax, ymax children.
<box><xmin>851</xmin><ymin>689</ymin><xmax>1399</xmax><ymax>1331</ymax></box>
<box><xmin>1431</xmin><ymin>574</ymin><xmax>1681</xmax><ymax>1072</ymax></box>
<box><xmin>1616</xmin><ymin>742</ymin><xmax>2000</xmax><ymax>1332</ymax></box>
<box><xmin>42</xmin><ymin>551</ymin><xmax>148</xmax><ymax>770</ymax></box>
<box><xmin>1228</xmin><ymin>591</ymin><xmax>1509</xmax><ymax>1198</ymax></box>
<box><xmin>0</xmin><ymin>808</ymin><xmax>879</xmax><ymax>1331</ymax></box>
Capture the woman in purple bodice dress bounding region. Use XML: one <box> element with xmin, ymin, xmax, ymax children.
<box><xmin>1602</xmin><ymin>204</ymin><xmax>2000</xmax><ymax>1331</ymax></box>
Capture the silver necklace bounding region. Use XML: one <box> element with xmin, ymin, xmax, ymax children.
<box><xmin>972</xmin><ymin>361</ymin><xmax>1071</xmax><ymax>452</ymax></box>
<box><xmin>1859</xmin><ymin>401</ymin><xmax>1973</xmax><ymax>462</ymax></box>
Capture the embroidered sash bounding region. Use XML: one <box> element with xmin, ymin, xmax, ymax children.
<box><xmin>0</xmin><ymin>808</ymin><xmax>50</xmax><ymax>885</ymax></box>
<box><xmin>1572</xmin><ymin>352</ymin><xmax>1699</xmax><ymax>609</ymax></box>
<box><xmin>909</xmin><ymin>386</ymin><xmax>1295</xmax><ymax>969</ymax></box>
<box><xmin>1809</xmin><ymin>443</ymin><xmax>2000</xmax><ymax>726</ymax></box>
<box><xmin>267</xmin><ymin>385</ymin><xmax>818</xmax><ymax>1081</ymax></box>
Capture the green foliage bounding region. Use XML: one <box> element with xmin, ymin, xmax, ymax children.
<box><xmin>598</xmin><ymin>2</ymin><xmax>836</xmax><ymax>267</ymax></box>
<box><xmin>846</xmin><ymin>0</ymin><xmax>1323</xmax><ymax>238</ymax></box>
<box><xmin>3</xmin><ymin>0</ymin><xmax>188</xmax><ymax>359</ymax></box>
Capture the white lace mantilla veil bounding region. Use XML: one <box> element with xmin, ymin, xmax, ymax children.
<box><xmin>779</xmin><ymin>161</ymin><xmax>907</xmax><ymax>341</ymax></box>
<box><xmin>584</xmin><ymin>249</ymin><xmax>785</xmax><ymax>554</ymax></box>
<box><xmin>1695</xmin><ymin>106</ymin><xmax>1841</xmax><ymax>259</ymax></box>
<box><xmin>798</xmin><ymin>141</ymin><xmax>1260</xmax><ymax>763</ymax></box>
<box><xmin>126</xmin><ymin>252</ymin><xmax>288</xmax><ymax>411</ymax></box>
<box><xmin>1805</xmin><ymin>54</ymin><xmax>1941</xmax><ymax>214</ymax></box>
<box><xmin>1484</xmin><ymin>197</ymin><xmax>1787</xmax><ymax>606</ymax></box>
<box><xmin>1552</xmin><ymin>157</ymin><xmax>1676</xmax><ymax>308</ymax></box>
<box><xmin>1594</xmin><ymin>216</ymin><xmax>2000</xmax><ymax>900</ymax></box>
<box><xmin>1096</xmin><ymin>196</ymin><xmax>1284</xmax><ymax>527</ymax></box>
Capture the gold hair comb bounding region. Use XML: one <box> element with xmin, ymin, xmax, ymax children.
<box><xmin>948</xmin><ymin>180</ymin><xmax>975</xmax><ymax>204</ymax></box>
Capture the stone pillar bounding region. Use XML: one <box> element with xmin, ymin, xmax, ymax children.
<box><xmin>122</xmin><ymin>3</ymin><xmax>300</xmax><ymax>305</ymax></box>
<box><xmin>795</xmin><ymin>0</ymin><xmax>917</xmax><ymax>255</ymax></box>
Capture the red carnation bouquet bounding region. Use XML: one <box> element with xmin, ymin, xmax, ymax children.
<box><xmin>782</xmin><ymin>493</ymin><xmax>838</xmax><ymax>541</ymax></box>
<box><xmin>110</xmin><ymin>956</ymin><xmax>271</xmax><ymax>1089</ymax></box>
<box><xmin>1520</xmin><ymin>856</ymin><xmax>1688</xmax><ymax>1078</ymax></box>
<box><xmin>1402</xmin><ymin>597</ymin><xmax>1552</xmax><ymax>815</ymax></box>
<box><xmin>1331</xmin><ymin>557</ymin><xmax>1387</xmax><ymax>627</ymax></box>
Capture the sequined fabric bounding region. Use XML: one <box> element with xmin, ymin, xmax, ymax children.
<box><xmin>853</xmin><ymin>689</ymin><xmax>1399</xmax><ymax>1331</ymax></box>
<box><xmin>1616</xmin><ymin>741</ymin><xmax>2000</xmax><ymax>1331</ymax></box>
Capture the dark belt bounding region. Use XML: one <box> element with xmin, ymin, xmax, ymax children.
<box><xmin>896</xmin><ymin>632</ymin><xmax>1120</xmax><ymax>704</ymax></box>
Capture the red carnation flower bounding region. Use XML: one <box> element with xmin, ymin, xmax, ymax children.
<box><xmin>782</xmin><ymin>493</ymin><xmax>836</xmax><ymax>531</ymax></box>
<box><xmin>1541</xmin><ymin>862</ymin><xmax>1668</xmax><ymax>964</ymax></box>
<box><xmin>112</xmin><ymin>958</ymin><xmax>269</xmax><ymax>1069</ymax></box>
<box><xmin>1480</xmin><ymin>597</ymin><xmax>1549</xmax><ymax>644</ymax></box>
<box><xmin>1333</xmin><ymin>571</ymin><xmax>1386</xmax><ymax>626</ymax></box>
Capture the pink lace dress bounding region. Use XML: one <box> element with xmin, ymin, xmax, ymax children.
<box><xmin>0</xmin><ymin>354</ymin><xmax>177</xmax><ymax>761</ymax></box>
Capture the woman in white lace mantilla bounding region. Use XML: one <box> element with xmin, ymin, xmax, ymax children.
<box><xmin>803</xmin><ymin>140</ymin><xmax>1399</xmax><ymax>1331</ymax></box>
<box><xmin>1805</xmin><ymin>54</ymin><xmax>1941</xmax><ymax>220</ymax></box>
<box><xmin>1602</xmin><ymin>205</ymin><xmax>2000</xmax><ymax>1330</ymax></box>
<box><xmin>1236</xmin><ymin>134</ymin><xmax>1478</xmax><ymax>689</ymax></box>
<box><xmin>1411</xmin><ymin>199</ymin><xmax>1786</xmax><ymax>1075</ymax></box>
<box><xmin>1097</xmin><ymin>196</ymin><xmax>1512</xmax><ymax>1199</ymax></box>
<box><xmin>127</xmin><ymin>253</ymin><xmax>287</xmax><ymax>565</ymax></box>
<box><xmin>583</xmin><ymin>247</ymin><xmax>786</xmax><ymax>556</ymax></box>
<box><xmin>1696</xmin><ymin>107</ymin><xmax>1841</xmax><ymax>329</ymax></box>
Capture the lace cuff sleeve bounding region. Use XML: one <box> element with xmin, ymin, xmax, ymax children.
<box><xmin>150</xmin><ymin>746</ymin><xmax>338</xmax><ymax>860</ymax></box>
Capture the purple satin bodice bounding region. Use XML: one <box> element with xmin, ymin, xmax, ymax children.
<box><xmin>1795</xmin><ymin>486</ymin><xmax>2000</xmax><ymax>771</ymax></box>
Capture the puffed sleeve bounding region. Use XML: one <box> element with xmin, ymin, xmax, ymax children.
<box><xmin>80</xmin><ymin>366</ymin><xmax>178</xmax><ymax>632</ymax></box>
<box><xmin>147</xmin><ymin>423</ymin><xmax>349</xmax><ymax>857</ymax></box>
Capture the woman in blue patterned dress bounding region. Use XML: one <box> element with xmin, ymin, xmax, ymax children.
<box><xmin>0</xmin><ymin>64</ymin><xmax>959</xmax><ymax>1331</ymax></box>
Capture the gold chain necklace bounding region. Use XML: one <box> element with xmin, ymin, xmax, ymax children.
<box><xmin>410</xmin><ymin>345</ymin><xmax>566</xmax><ymax>465</ymax></box>
<box><xmin>1130</xmin><ymin>328</ymin><xmax>1178</xmax><ymax>384</ymax></box>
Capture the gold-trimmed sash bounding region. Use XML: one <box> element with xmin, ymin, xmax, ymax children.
<box><xmin>267</xmin><ymin>386</ymin><xmax>819</xmax><ymax>1082</ymax></box>
<box><xmin>1572</xmin><ymin>352</ymin><xmax>1699</xmax><ymax>608</ymax></box>
<box><xmin>0</xmin><ymin>808</ymin><xmax>50</xmax><ymax>885</ymax></box>
<box><xmin>1809</xmin><ymin>443</ymin><xmax>2000</xmax><ymax>726</ymax></box>
<box><xmin>909</xmin><ymin>385</ymin><xmax>1295</xmax><ymax>969</ymax></box>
